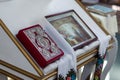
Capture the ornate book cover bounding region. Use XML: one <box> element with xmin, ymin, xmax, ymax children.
<box><xmin>16</xmin><ymin>24</ymin><xmax>64</xmax><ymax>68</ymax></box>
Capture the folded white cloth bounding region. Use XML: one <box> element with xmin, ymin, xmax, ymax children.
<box><xmin>58</xmin><ymin>49</ymin><xmax>76</xmax><ymax>79</ymax></box>
<box><xmin>58</xmin><ymin>54</ymin><xmax>76</xmax><ymax>78</ymax></box>
<box><xmin>99</xmin><ymin>35</ymin><xmax>111</xmax><ymax>56</ymax></box>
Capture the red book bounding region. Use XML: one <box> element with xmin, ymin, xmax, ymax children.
<box><xmin>16</xmin><ymin>24</ymin><xmax>64</xmax><ymax>68</ymax></box>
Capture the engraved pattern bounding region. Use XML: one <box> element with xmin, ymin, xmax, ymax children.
<box><xmin>23</xmin><ymin>26</ymin><xmax>62</xmax><ymax>61</ymax></box>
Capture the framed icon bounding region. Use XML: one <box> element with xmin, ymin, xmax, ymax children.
<box><xmin>45</xmin><ymin>10</ymin><xmax>97</xmax><ymax>50</ymax></box>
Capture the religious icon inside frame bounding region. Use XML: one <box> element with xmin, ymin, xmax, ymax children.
<box><xmin>45</xmin><ymin>10</ymin><xmax>97</xmax><ymax>50</ymax></box>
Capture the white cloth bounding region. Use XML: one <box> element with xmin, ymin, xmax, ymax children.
<box><xmin>99</xmin><ymin>35</ymin><xmax>111</xmax><ymax>56</ymax></box>
<box><xmin>58</xmin><ymin>54</ymin><xmax>76</xmax><ymax>78</ymax></box>
<box><xmin>45</xmin><ymin>14</ymin><xmax>77</xmax><ymax>79</ymax></box>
